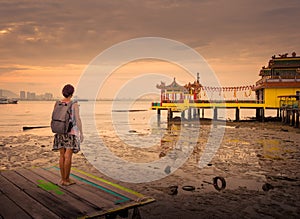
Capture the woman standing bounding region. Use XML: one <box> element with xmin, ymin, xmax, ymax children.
<box><xmin>52</xmin><ymin>84</ymin><xmax>83</xmax><ymax>186</ymax></box>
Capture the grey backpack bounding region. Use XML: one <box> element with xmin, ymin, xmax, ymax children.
<box><xmin>51</xmin><ymin>101</ymin><xmax>74</xmax><ymax>134</ymax></box>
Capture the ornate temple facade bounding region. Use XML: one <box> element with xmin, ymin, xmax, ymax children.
<box><xmin>253</xmin><ymin>52</ymin><xmax>300</xmax><ymax>107</ymax></box>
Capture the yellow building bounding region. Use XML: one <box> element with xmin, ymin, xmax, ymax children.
<box><xmin>253</xmin><ymin>52</ymin><xmax>300</xmax><ymax>108</ymax></box>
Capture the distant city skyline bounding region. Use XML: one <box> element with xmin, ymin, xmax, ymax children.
<box><xmin>0</xmin><ymin>89</ymin><xmax>54</xmax><ymax>100</ymax></box>
<box><xmin>20</xmin><ymin>90</ymin><xmax>54</xmax><ymax>100</ymax></box>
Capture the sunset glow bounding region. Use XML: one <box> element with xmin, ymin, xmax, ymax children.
<box><xmin>0</xmin><ymin>0</ymin><xmax>299</xmax><ymax>98</ymax></box>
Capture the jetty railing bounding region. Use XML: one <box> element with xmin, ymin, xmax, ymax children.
<box><xmin>279</xmin><ymin>95</ymin><xmax>300</xmax><ymax>128</ymax></box>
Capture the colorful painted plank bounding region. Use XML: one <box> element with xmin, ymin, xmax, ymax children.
<box><xmin>0</xmin><ymin>167</ymin><xmax>155</xmax><ymax>219</ymax></box>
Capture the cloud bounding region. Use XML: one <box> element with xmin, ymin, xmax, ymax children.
<box><xmin>0</xmin><ymin>67</ymin><xmax>30</xmax><ymax>75</ymax></box>
<box><xmin>0</xmin><ymin>63</ymin><xmax>84</xmax><ymax>96</ymax></box>
<box><xmin>0</xmin><ymin>0</ymin><xmax>299</xmax><ymax>95</ymax></box>
<box><xmin>0</xmin><ymin>0</ymin><xmax>299</xmax><ymax>62</ymax></box>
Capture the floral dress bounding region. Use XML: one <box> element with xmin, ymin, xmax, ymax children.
<box><xmin>52</xmin><ymin>100</ymin><xmax>81</xmax><ymax>153</ymax></box>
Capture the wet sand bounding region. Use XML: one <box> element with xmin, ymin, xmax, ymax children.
<box><xmin>1</xmin><ymin>121</ymin><xmax>300</xmax><ymax>218</ymax></box>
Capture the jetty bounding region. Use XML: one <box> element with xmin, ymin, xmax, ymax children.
<box><xmin>151</xmin><ymin>53</ymin><xmax>300</xmax><ymax>126</ymax></box>
<box><xmin>0</xmin><ymin>167</ymin><xmax>155</xmax><ymax>218</ymax></box>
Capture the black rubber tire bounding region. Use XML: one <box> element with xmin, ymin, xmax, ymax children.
<box><xmin>182</xmin><ymin>185</ymin><xmax>195</xmax><ymax>191</ymax></box>
<box><xmin>213</xmin><ymin>176</ymin><xmax>226</xmax><ymax>191</ymax></box>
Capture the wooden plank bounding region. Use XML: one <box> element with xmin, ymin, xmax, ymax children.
<box><xmin>65</xmin><ymin>168</ymin><xmax>155</xmax><ymax>216</ymax></box>
<box><xmin>31</xmin><ymin>167</ymin><xmax>115</xmax><ymax>209</ymax></box>
<box><xmin>71</xmin><ymin>167</ymin><xmax>145</xmax><ymax>201</ymax></box>
<box><xmin>40</xmin><ymin>167</ymin><xmax>155</xmax><ymax>217</ymax></box>
<box><xmin>48</xmin><ymin>167</ymin><xmax>155</xmax><ymax>216</ymax></box>
<box><xmin>47</xmin><ymin>167</ymin><xmax>133</xmax><ymax>204</ymax></box>
<box><xmin>0</xmin><ymin>173</ymin><xmax>60</xmax><ymax>219</ymax></box>
<box><xmin>67</xmin><ymin>168</ymin><xmax>156</xmax><ymax>215</ymax></box>
<box><xmin>0</xmin><ymin>190</ymin><xmax>32</xmax><ymax>219</ymax></box>
<box><xmin>1</xmin><ymin>170</ymin><xmax>96</xmax><ymax>218</ymax></box>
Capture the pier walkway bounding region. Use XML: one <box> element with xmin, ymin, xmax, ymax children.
<box><xmin>0</xmin><ymin>167</ymin><xmax>155</xmax><ymax>219</ymax></box>
<box><xmin>151</xmin><ymin>100</ymin><xmax>273</xmax><ymax>122</ymax></box>
<box><xmin>152</xmin><ymin>98</ymin><xmax>300</xmax><ymax>128</ymax></box>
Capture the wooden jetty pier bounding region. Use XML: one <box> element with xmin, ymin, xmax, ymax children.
<box><xmin>152</xmin><ymin>100</ymin><xmax>268</xmax><ymax>122</ymax></box>
<box><xmin>151</xmin><ymin>53</ymin><xmax>300</xmax><ymax>125</ymax></box>
<box><xmin>0</xmin><ymin>167</ymin><xmax>155</xmax><ymax>219</ymax></box>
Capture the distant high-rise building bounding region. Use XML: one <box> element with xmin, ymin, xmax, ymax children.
<box><xmin>44</xmin><ymin>92</ymin><xmax>53</xmax><ymax>100</ymax></box>
<box><xmin>20</xmin><ymin>91</ymin><xmax>25</xmax><ymax>99</ymax></box>
<box><xmin>21</xmin><ymin>90</ymin><xmax>53</xmax><ymax>100</ymax></box>
<box><xmin>0</xmin><ymin>89</ymin><xmax>2</xmax><ymax>97</ymax></box>
<box><xmin>27</xmin><ymin>92</ymin><xmax>36</xmax><ymax>100</ymax></box>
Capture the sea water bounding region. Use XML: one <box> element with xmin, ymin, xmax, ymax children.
<box><xmin>0</xmin><ymin>100</ymin><xmax>278</xmax><ymax>137</ymax></box>
<box><xmin>0</xmin><ymin>100</ymin><xmax>157</xmax><ymax>136</ymax></box>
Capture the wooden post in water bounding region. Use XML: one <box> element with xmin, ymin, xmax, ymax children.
<box><xmin>235</xmin><ymin>107</ymin><xmax>240</xmax><ymax>122</ymax></box>
<box><xmin>188</xmin><ymin>107</ymin><xmax>192</xmax><ymax>121</ymax></box>
<box><xmin>286</xmin><ymin>109</ymin><xmax>290</xmax><ymax>124</ymax></box>
<box><xmin>291</xmin><ymin>109</ymin><xmax>295</xmax><ymax>126</ymax></box>
<box><xmin>181</xmin><ymin>110</ymin><xmax>185</xmax><ymax>120</ymax></box>
<box><xmin>193</xmin><ymin>108</ymin><xmax>196</xmax><ymax>120</ymax></box>
<box><xmin>260</xmin><ymin>108</ymin><xmax>265</xmax><ymax>122</ymax></box>
<box><xmin>256</xmin><ymin>108</ymin><xmax>260</xmax><ymax>121</ymax></box>
<box><xmin>295</xmin><ymin>110</ymin><xmax>299</xmax><ymax>128</ymax></box>
<box><xmin>213</xmin><ymin>107</ymin><xmax>218</xmax><ymax>120</ymax></box>
<box><xmin>283</xmin><ymin>108</ymin><xmax>288</xmax><ymax>124</ymax></box>
<box><xmin>256</xmin><ymin>108</ymin><xmax>265</xmax><ymax>122</ymax></box>
<box><xmin>167</xmin><ymin>109</ymin><xmax>173</xmax><ymax>123</ymax></box>
<box><xmin>281</xmin><ymin>109</ymin><xmax>284</xmax><ymax>123</ymax></box>
<box><xmin>157</xmin><ymin>109</ymin><xmax>161</xmax><ymax>125</ymax></box>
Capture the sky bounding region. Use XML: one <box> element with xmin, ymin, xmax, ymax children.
<box><xmin>0</xmin><ymin>0</ymin><xmax>300</xmax><ymax>98</ymax></box>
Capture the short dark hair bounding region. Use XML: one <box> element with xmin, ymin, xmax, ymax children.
<box><xmin>62</xmin><ymin>84</ymin><xmax>74</xmax><ymax>98</ymax></box>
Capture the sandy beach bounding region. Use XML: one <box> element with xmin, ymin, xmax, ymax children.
<box><xmin>1</xmin><ymin>121</ymin><xmax>300</xmax><ymax>218</ymax></box>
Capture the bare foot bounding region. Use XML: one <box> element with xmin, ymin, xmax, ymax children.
<box><xmin>67</xmin><ymin>179</ymin><xmax>76</xmax><ymax>185</ymax></box>
<box><xmin>61</xmin><ymin>179</ymin><xmax>76</xmax><ymax>186</ymax></box>
<box><xmin>61</xmin><ymin>181</ymin><xmax>71</xmax><ymax>186</ymax></box>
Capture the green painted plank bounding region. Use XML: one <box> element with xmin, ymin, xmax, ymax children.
<box><xmin>32</xmin><ymin>167</ymin><xmax>114</xmax><ymax>209</ymax></box>
<box><xmin>17</xmin><ymin>168</ymin><xmax>104</xmax><ymax>215</ymax></box>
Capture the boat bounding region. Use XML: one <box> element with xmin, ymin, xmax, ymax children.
<box><xmin>0</xmin><ymin>98</ymin><xmax>8</xmax><ymax>104</ymax></box>
<box><xmin>0</xmin><ymin>98</ymin><xmax>18</xmax><ymax>104</ymax></box>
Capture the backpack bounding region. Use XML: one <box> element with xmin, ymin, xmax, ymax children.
<box><xmin>51</xmin><ymin>101</ymin><xmax>74</xmax><ymax>134</ymax></box>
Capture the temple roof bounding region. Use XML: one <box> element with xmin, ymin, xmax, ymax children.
<box><xmin>269</xmin><ymin>58</ymin><xmax>300</xmax><ymax>68</ymax></box>
<box><xmin>156</xmin><ymin>78</ymin><xmax>186</xmax><ymax>91</ymax></box>
<box><xmin>259</xmin><ymin>53</ymin><xmax>300</xmax><ymax>76</ymax></box>
<box><xmin>253</xmin><ymin>80</ymin><xmax>300</xmax><ymax>90</ymax></box>
<box><xmin>184</xmin><ymin>80</ymin><xmax>202</xmax><ymax>90</ymax></box>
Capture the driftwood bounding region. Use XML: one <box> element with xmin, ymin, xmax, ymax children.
<box><xmin>22</xmin><ymin>126</ymin><xmax>50</xmax><ymax>131</ymax></box>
